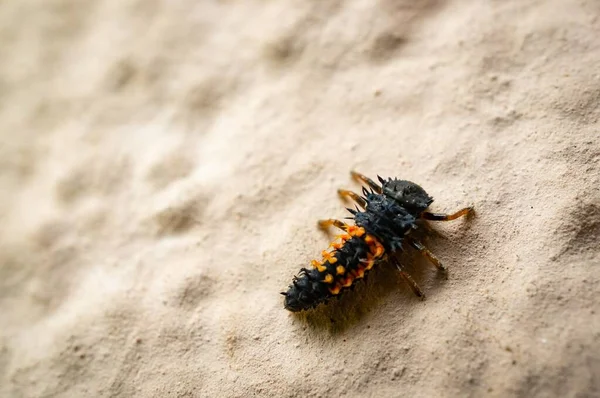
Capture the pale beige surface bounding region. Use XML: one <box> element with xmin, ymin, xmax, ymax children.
<box><xmin>1</xmin><ymin>1</ymin><xmax>599</xmax><ymax>397</ymax></box>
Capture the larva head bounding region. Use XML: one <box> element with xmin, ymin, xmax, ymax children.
<box><xmin>379</xmin><ymin>177</ymin><xmax>433</xmax><ymax>215</ymax></box>
<box><xmin>282</xmin><ymin>273</ymin><xmax>322</xmax><ymax>312</ymax></box>
<box><xmin>282</xmin><ymin>287</ymin><xmax>306</xmax><ymax>312</ymax></box>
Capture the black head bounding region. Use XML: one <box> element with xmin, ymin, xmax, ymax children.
<box><xmin>282</xmin><ymin>287</ymin><xmax>305</xmax><ymax>312</ymax></box>
<box><xmin>379</xmin><ymin>177</ymin><xmax>433</xmax><ymax>215</ymax></box>
<box><xmin>282</xmin><ymin>275</ymin><xmax>320</xmax><ymax>312</ymax></box>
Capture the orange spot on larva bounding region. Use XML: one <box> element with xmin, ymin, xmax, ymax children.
<box><xmin>323</xmin><ymin>274</ymin><xmax>334</xmax><ymax>283</ymax></box>
<box><xmin>329</xmin><ymin>284</ymin><xmax>341</xmax><ymax>295</ymax></box>
<box><xmin>342</xmin><ymin>275</ymin><xmax>354</xmax><ymax>287</ymax></box>
<box><xmin>347</xmin><ymin>225</ymin><xmax>366</xmax><ymax>237</ymax></box>
<box><xmin>354</xmin><ymin>266</ymin><xmax>365</xmax><ymax>278</ymax></box>
<box><xmin>365</xmin><ymin>234</ymin><xmax>385</xmax><ymax>258</ymax></box>
<box><xmin>335</xmin><ymin>233</ymin><xmax>352</xmax><ymax>242</ymax></box>
<box><xmin>365</xmin><ymin>234</ymin><xmax>385</xmax><ymax>256</ymax></box>
<box><xmin>329</xmin><ymin>242</ymin><xmax>343</xmax><ymax>250</ymax></box>
<box><xmin>336</xmin><ymin>265</ymin><xmax>345</xmax><ymax>275</ymax></box>
<box><xmin>322</xmin><ymin>251</ymin><xmax>338</xmax><ymax>264</ymax></box>
<box><xmin>311</xmin><ymin>259</ymin><xmax>327</xmax><ymax>272</ymax></box>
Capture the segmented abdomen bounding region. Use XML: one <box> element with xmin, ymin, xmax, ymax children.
<box><xmin>283</xmin><ymin>225</ymin><xmax>386</xmax><ymax>312</ymax></box>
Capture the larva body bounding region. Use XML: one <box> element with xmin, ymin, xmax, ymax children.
<box><xmin>282</xmin><ymin>172</ymin><xmax>472</xmax><ymax>312</ymax></box>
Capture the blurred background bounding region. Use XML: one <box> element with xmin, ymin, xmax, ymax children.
<box><xmin>1</xmin><ymin>1</ymin><xmax>599</xmax><ymax>397</ymax></box>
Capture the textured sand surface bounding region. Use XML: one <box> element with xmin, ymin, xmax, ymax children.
<box><xmin>1</xmin><ymin>1</ymin><xmax>599</xmax><ymax>397</ymax></box>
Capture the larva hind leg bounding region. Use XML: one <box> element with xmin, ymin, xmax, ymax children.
<box><xmin>422</xmin><ymin>207</ymin><xmax>473</xmax><ymax>221</ymax></box>
<box><xmin>405</xmin><ymin>237</ymin><xmax>445</xmax><ymax>271</ymax></box>
<box><xmin>390</xmin><ymin>256</ymin><xmax>425</xmax><ymax>299</ymax></box>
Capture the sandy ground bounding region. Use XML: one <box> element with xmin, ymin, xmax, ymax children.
<box><xmin>1</xmin><ymin>0</ymin><xmax>599</xmax><ymax>397</ymax></box>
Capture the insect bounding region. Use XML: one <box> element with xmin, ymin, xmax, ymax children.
<box><xmin>282</xmin><ymin>171</ymin><xmax>473</xmax><ymax>312</ymax></box>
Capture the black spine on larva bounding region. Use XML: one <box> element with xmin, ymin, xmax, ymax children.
<box><xmin>282</xmin><ymin>268</ymin><xmax>329</xmax><ymax>312</ymax></box>
<box><xmin>337</xmin><ymin>236</ymin><xmax>371</xmax><ymax>270</ymax></box>
<box><xmin>283</xmin><ymin>237</ymin><xmax>370</xmax><ymax>312</ymax></box>
<box><xmin>350</xmin><ymin>192</ymin><xmax>414</xmax><ymax>252</ymax></box>
<box><xmin>353</xmin><ymin>178</ymin><xmax>433</xmax><ymax>251</ymax></box>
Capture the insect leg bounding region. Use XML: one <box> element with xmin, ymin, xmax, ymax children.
<box><xmin>421</xmin><ymin>207</ymin><xmax>473</xmax><ymax>221</ymax></box>
<box><xmin>337</xmin><ymin>189</ymin><xmax>367</xmax><ymax>209</ymax></box>
<box><xmin>317</xmin><ymin>219</ymin><xmax>348</xmax><ymax>231</ymax></box>
<box><xmin>350</xmin><ymin>171</ymin><xmax>382</xmax><ymax>194</ymax></box>
<box><xmin>390</xmin><ymin>256</ymin><xmax>425</xmax><ymax>299</ymax></box>
<box><xmin>405</xmin><ymin>237</ymin><xmax>445</xmax><ymax>271</ymax></box>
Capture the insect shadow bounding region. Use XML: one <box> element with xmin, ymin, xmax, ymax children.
<box><xmin>282</xmin><ymin>171</ymin><xmax>475</xmax><ymax>334</ymax></box>
<box><xmin>291</xmin><ymin>222</ymin><xmax>458</xmax><ymax>335</ymax></box>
